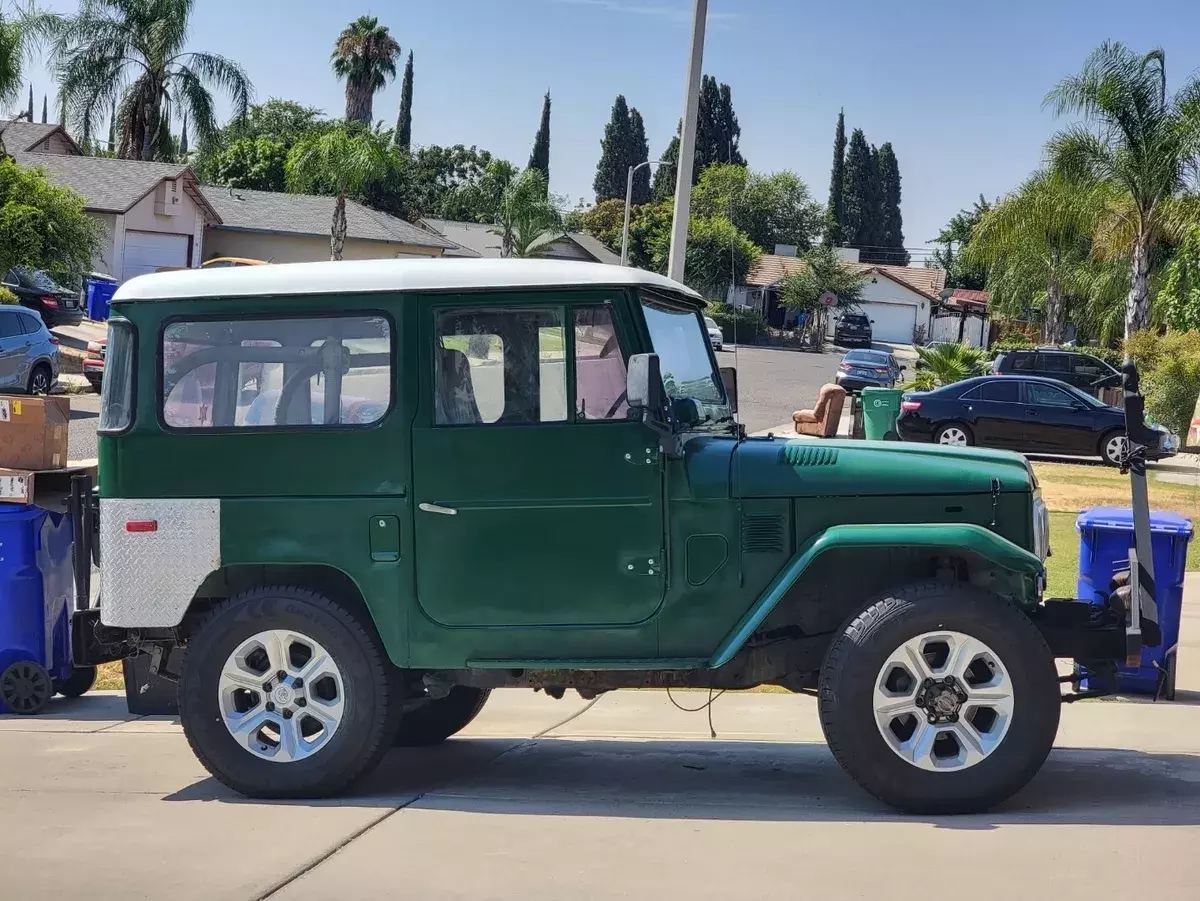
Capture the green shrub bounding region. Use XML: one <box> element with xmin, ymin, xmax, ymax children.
<box><xmin>990</xmin><ymin>338</ymin><xmax>1036</xmax><ymax>353</ymax></box>
<box><xmin>908</xmin><ymin>342</ymin><xmax>990</xmax><ymax>391</ymax></box>
<box><xmin>704</xmin><ymin>301</ymin><xmax>766</xmax><ymax>343</ymax></box>
<box><xmin>0</xmin><ymin>287</ymin><xmax>17</xmax><ymax>305</ymax></box>
<box><xmin>1124</xmin><ymin>331</ymin><xmax>1200</xmax><ymax>438</ymax></box>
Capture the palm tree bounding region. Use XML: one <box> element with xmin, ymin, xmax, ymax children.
<box><xmin>1</xmin><ymin>5</ymin><xmax>52</xmax><ymax>153</ymax></box>
<box><xmin>908</xmin><ymin>343</ymin><xmax>990</xmax><ymax>392</ymax></box>
<box><xmin>50</xmin><ymin>0</ymin><xmax>252</xmax><ymax>161</ymax></box>
<box><xmin>1045</xmin><ymin>42</ymin><xmax>1200</xmax><ymax>339</ymax></box>
<box><xmin>489</xmin><ymin>168</ymin><xmax>563</xmax><ymax>258</ymax></box>
<box><xmin>286</xmin><ymin>127</ymin><xmax>392</xmax><ymax>261</ymax></box>
<box><xmin>331</xmin><ymin>16</ymin><xmax>400</xmax><ymax>126</ymax></box>
<box><xmin>968</xmin><ymin>171</ymin><xmax>1102</xmax><ymax>343</ymax></box>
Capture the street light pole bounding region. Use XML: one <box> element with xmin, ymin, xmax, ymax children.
<box><xmin>666</xmin><ymin>0</ymin><xmax>708</xmax><ymax>283</ymax></box>
<box><xmin>621</xmin><ymin>160</ymin><xmax>665</xmax><ymax>266</ymax></box>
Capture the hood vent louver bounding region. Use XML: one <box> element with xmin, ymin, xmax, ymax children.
<box><xmin>742</xmin><ymin>512</ymin><xmax>785</xmax><ymax>554</ymax></box>
<box><xmin>779</xmin><ymin>444</ymin><xmax>839</xmax><ymax>467</ymax></box>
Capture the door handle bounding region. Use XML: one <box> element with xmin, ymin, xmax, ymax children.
<box><xmin>419</xmin><ymin>502</ymin><xmax>457</xmax><ymax>516</ymax></box>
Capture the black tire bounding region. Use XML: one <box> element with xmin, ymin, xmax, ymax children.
<box><xmin>179</xmin><ymin>585</ymin><xmax>399</xmax><ymax>799</ymax></box>
<box><xmin>28</xmin><ymin>363</ymin><xmax>52</xmax><ymax>395</ymax></box>
<box><xmin>819</xmin><ymin>582</ymin><xmax>1060</xmax><ymax>814</ymax></box>
<box><xmin>933</xmin><ymin>422</ymin><xmax>975</xmax><ymax>447</ymax></box>
<box><xmin>1099</xmin><ymin>429</ymin><xmax>1127</xmax><ymax>466</ymax></box>
<box><xmin>56</xmin><ymin>666</ymin><xmax>97</xmax><ymax>698</ymax></box>
<box><xmin>394</xmin><ymin>687</ymin><xmax>491</xmax><ymax>747</ymax></box>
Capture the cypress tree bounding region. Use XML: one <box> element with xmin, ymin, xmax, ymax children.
<box><xmin>875</xmin><ymin>142</ymin><xmax>907</xmax><ymax>264</ymax></box>
<box><xmin>651</xmin><ymin>129</ymin><xmax>680</xmax><ymax>202</ymax></box>
<box><xmin>41</xmin><ymin>94</ymin><xmax>47</xmax><ymax>124</ymax></box>
<box><xmin>27</xmin><ymin>85</ymin><xmax>33</xmax><ymax>121</ymax></box>
<box><xmin>593</xmin><ymin>94</ymin><xmax>634</xmax><ymax>202</ymax></box>
<box><xmin>628</xmin><ymin>107</ymin><xmax>651</xmax><ymax>205</ymax></box>
<box><xmin>824</xmin><ymin>109</ymin><xmax>846</xmax><ymax>245</ymax></box>
<box><xmin>842</xmin><ymin>128</ymin><xmax>873</xmax><ymax>253</ymax></box>
<box><xmin>179</xmin><ymin>112</ymin><xmax>189</xmax><ymax>157</ymax></box>
<box><xmin>394</xmin><ymin>51</ymin><xmax>413</xmax><ymax>152</ymax></box>
<box><xmin>527</xmin><ymin>91</ymin><xmax>551</xmax><ymax>190</ymax></box>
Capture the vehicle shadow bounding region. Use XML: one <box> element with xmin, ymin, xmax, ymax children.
<box><xmin>69</xmin><ymin>408</ymin><xmax>99</xmax><ymax>421</ymax></box>
<box><xmin>163</xmin><ymin>737</ymin><xmax>1200</xmax><ymax>827</ymax></box>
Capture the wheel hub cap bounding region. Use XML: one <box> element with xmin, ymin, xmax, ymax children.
<box><xmin>217</xmin><ymin>630</ymin><xmax>346</xmax><ymax>763</ymax></box>
<box><xmin>873</xmin><ymin>631</ymin><xmax>1014</xmax><ymax>772</ymax></box>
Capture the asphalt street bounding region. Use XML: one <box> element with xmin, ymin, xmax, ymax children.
<box><xmin>69</xmin><ymin>392</ymin><xmax>101</xmax><ymax>461</ymax></box>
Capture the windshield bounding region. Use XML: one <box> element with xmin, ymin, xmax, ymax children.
<box><xmin>99</xmin><ymin>320</ymin><xmax>135</xmax><ymax>433</ymax></box>
<box><xmin>844</xmin><ymin>315</ymin><xmax>869</xmax><ymax>325</ymax></box>
<box><xmin>14</xmin><ymin>267</ymin><xmax>66</xmax><ymax>293</ymax></box>
<box><xmin>846</xmin><ymin>350</ymin><xmax>888</xmax><ymax>364</ymax></box>
<box><xmin>1067</xmin><ymin>383</ymin><xmax>1107</xmax><ymax>408</ymax></box>
<box><xmin>640</xmin><ymin>296</ymin><xmax>728</xmax><ymax>414</ymax></box>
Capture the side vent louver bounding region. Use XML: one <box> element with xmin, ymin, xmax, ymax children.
<box><xmin>779</xmin><ymin>443</ymin><xmax>839</xmax><ymax>467</ymax></box>
<box><xmin>741</xmin><ymin>512</ymin><xmax>785</xmax><ymax>554</ymax></box>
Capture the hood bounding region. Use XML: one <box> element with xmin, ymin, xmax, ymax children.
<box><xmin>732</xmin><ymin>437</ymin><xmax>1033</xmax><ymax>499</ymax></box>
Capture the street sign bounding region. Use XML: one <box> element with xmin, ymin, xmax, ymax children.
<box><xmin>819</xmin><ymin>291</ymin><xmax>838</xmax><ymax>308</ymax></box>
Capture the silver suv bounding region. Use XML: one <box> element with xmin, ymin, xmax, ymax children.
<box><xmin>0</xmin><ymin>306</ymin><xmax>59</xmax><ymax>394</ymax></box>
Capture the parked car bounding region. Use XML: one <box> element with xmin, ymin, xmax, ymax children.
<box><xmin>0</xmin><ymin>305</ymin><xmax>60</xmax><ymax>394</ymax></box>
<box><xmin>834</xmin><ymin>312</ymin><xmax>873</xmax><ymax>347</ymax></box>
<box><xmin>896</xmin><ymin>375</ymin><xmax>1178</xmax><ymax>464</ymax></box>
<box><xmin>703</xmin><ymin>315</ymin><xmax>724</xmax><ymax>351</ymax></box>
<box><xmin>835</xmin><ymin>348</ymin><xmax>903</xmax><ymax>392</ymax></box>
<box><xmin>1</xmin><ymin>268</ymin><xmax>84</xmax><ymax>327</ymax></box>
<box><xmin>992</xmin><ymin>347</ymin><xmax>1120</xmax><ymax>392</ymax></box>
<box><xmin>82</xmin><ymin>340</ymin><xmax>105</xmax><ymax>392</ymax></box>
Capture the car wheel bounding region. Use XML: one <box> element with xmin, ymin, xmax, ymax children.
<box><xmin>934</xmin><ymin>423</ymin><xmax>974</xmax><ymax>447</ymax></box>
<box><xmin>819</xmin><ymin>582</ymin><xmax>1060</xmax><ymax>814</ymax></box>
<box><xmin>1100</xmin><ymin>431</ymin><xmax>1127</xmax><ymax>466</ymax></box>
<box><xmin>393</xmin><ymin>687</ymin><xmax>491</xmax><ymax>746</ymax></box>
<box><xmin>27</xmin><ymin>363</ymin><xmax>52</xmax><ymax>395</ymax></box>
<box><xmin>179</xmin><ymin>585</ymin><xmax>400</xmax><ymax>798</ymax></box>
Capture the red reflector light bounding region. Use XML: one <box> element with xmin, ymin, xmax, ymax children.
<box><xmin>40</xmin><ymin>295</ymin><xmax>59</xmax><ymax>309</ymax></box>
<box><xmin>838</xmin><ymin>362</ymin><xmax>852</xmax><ymax>371</ymax></box>
<box><xmin>125</xmin><ymin>520</ymin><xmax>158</xmax><ymax>533</ymax></box>
<box><xmin>49</xmin><ymin>336</ymin><xmax>59</xmax><ymax>345</ymax></box>
<box><xmin>901</xmin><ymin>400</ymin><xmax>922</xmax><ymax>412</ymax></box>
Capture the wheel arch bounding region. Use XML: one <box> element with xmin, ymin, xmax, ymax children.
<box><xmin>709</xmin><ymin>523</ymin><xmax>1043</xmax><ymax>668</ymax></box>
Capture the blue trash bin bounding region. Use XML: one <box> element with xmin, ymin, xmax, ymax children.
<box><xmin>85</xmin><ymin>279</ymin><xmax>117</xmax><ymax>322</ymax></box>
<box><xmin>1077</xmin><ymin>506</ymin><xmax>1194</xmax><ymax>696</ymax></box>
<box><xmin>0</xmin><ymin>504</ymin><xmax>76</xmax><ymax>714</ymax></box>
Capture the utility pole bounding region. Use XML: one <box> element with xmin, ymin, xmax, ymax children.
<box><xmin>666</xmin><ymin>0</ymin><xmax>708</xmax><ymax>283</ymax></box>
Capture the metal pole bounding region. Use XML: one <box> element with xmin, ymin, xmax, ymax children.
<box><xmin>666</xmin><ymin>0</ymin><xmax>708</xmax><ymax>283</ymax></box>
<box><xmin>621</xmin><ymin>165</ymin><xmax>635</xmax><ymax>266</ymax></box>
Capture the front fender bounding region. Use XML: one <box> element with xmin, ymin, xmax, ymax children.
<box><xmin>708</xmin><ymin>523</ymin><xmax>1043</xmax><ymax>668</ymax></box>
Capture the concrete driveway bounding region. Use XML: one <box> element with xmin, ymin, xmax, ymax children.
<box><xmin>3</xmin><ymin>577</ymin><xmax>1199</xmax><ymax>900</ymax></box>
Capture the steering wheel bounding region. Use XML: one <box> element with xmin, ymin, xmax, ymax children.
<box><xmin>605</xmin><ymin>391</ymin><xmax>628</xmax><ymax>419</ymax></box>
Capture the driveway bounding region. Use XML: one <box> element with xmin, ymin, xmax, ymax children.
<box><xmin>717</xmin><ymin>345</ymin><xmax>844</xmax><ymax>433</ymax></box>
<box><xmin>3</xmin><ymin>577</ymin><xmax>1199</xmax><ymax>899</ymax></box>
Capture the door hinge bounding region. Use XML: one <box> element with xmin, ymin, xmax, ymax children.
<box><xmin>623</xmin><ymin>554</ymin><xmax>663</xmax><ymax>577</ymax></box>
<box><xmin>624</xmin><ymin>445</ymin><xmax>660</xmax><ymax>466</ymax></box>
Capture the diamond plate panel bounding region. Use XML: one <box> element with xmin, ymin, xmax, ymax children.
<box><xmin>100</xmin><ymin>498</ymin><xmax>221</xmax><ymax>628</ymax></box>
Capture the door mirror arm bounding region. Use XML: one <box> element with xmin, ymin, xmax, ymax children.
<box><xmin>627</xmin><ymin>353</ymin><xmax>682</xmax><ymax>458</ymax></box>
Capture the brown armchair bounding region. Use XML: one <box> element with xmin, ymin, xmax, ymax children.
<box><xmin>793</xmin><ymin>383</ymin><xmax>846</xmax><ymax>438</ymax></box>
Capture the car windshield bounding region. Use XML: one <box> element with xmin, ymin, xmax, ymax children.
<box><xmin>845</xmin><ymin>350</ymin><xmax>887</xmax><ymax>364</ymax></box>
<box><xmin>1065</xmin><ymin>383</ymin><xmax>1107</xmax><ymax>408</ymax></box>
<box><xmin>14</xmin><ymin>267</ymin><xmax>66</xmax><ymax>293</ymax></box>
<box><xmin>641</xmin><ymin>295</ymin><xmax>729</xmax><ymax>422</ymax></box>
<box><xmin>844</xmin><ymin>315</ymin><xmax>869</xmax><ymax>326</ymax></box>
<box><xmin>704</xmin><ymin>317</ymin><xmax>718</xmax><ymax>329</ymax></box>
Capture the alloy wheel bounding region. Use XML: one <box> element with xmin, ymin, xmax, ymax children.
<box><xmin>873</xmin><ymin>630</ymin><xmax>1014</xmax><ymax>772</ymax></box>
<box><xmin>30</xmin><ymin>369</ymin><xmax>50</xmax><ymax>394</ymax></box>
<box><xmin>218</xmin><ymin>630</ymin><xmax>346</xmax><ymax>763</ymax></box>
<box><xmin>1105</xmin><ymin>434</ymin><xmax>1128</xmax><ymax>465</ymax></box>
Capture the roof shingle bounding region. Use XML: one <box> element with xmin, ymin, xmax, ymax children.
<box><xmin>0</xmin><ymin>120</ymin><xmax>80</xmax><ymax>153</ymax></box>
<box><xmin>206</xmin><ymin>188</ymin><xmax>455</xmax><ymax>249</ymax></box>
<box><xmin>12</xmin><ymin>150</ymin><xmax>199</xmax><ymax>214</ymax></box>
<box><xmin>745</xmin><ymin>253</ymin><xmax>947</xmax><ymax>299</ymax></box>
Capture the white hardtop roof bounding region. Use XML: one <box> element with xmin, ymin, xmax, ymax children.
<box><xmin>112</xmin><ymin>257</ymin><xmax>703</xmax><ymax>303</ymax></box>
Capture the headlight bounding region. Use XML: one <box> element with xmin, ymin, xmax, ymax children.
<box><xmin>1032</xmin><ymin>495</ymin><xmax>1050</xmax><ymax>561</ymax></box>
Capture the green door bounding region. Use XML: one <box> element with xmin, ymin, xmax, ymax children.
<box><xmin>412</xmin><ymin>294</ymin><xmax>666</xmax><ymax>628</ymax></box>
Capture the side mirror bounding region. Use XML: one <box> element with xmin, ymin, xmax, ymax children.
<box><xmin>719</xmin><ymin>366</ymin><xmax>738</xmax><ymax>414</ymax></box>
<box><xmin>627</xmin><ymin>353</ymin><xmax>664</xmax><ymax>419</ymax></box>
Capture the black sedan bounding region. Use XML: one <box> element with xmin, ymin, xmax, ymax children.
<box><xmin>1</xmin><ymin>267</ymin><xmax>84</xmax><ymax>327</ymax></box>
<box><xmin>835</xmin><ymin>349</ymin><xmax>903</xmax><ymax>393</ymax></box>
<box><xmin>896</xmin><ymin>375</ymin><xmax>1177</xmax><ymax>465</ymax></box>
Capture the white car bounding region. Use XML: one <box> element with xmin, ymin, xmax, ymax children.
<box><xmin>704</xmin><ymin>315</ymin><xmax>724</xmax><ymax>351</ymax></box>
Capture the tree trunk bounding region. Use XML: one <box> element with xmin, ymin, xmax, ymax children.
<box><xmin>139</xmin><ymin>97</ymin><xmax>159</xmax><ymax>162</ymax></box>
<box><xmin>1125</xmin><ymin>233</ymin><xmax>1152</xmax><ymax>339</ymax></box>
<box><xmin>1042</xmin><ymin>281</ymin><xmax>1064</xmax><ymax>344</ymax></box>
<box><xmin>331</xmin><ymin>193</ymin><xmax>348</xmax><ymax>261</ymax></box>
<box><xmin>345</xmin><ymin>82</ymin><xmax>373</xmax><ymax>126</ymax></box>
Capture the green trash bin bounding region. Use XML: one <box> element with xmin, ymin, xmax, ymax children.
<box><xmin>861</xmin><ymin>387</ymin><xmax>904</xmax><ymax>440</ymax></box>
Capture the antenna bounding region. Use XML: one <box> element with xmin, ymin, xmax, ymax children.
<box><xmin>728</xmin><ymin>139</ymin><xmax>744</xmax><ymax>440</ymax></box>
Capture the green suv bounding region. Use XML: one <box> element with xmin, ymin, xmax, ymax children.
<box><xmin>77</xmin><ymin>259</ymin><xmax>1139</xmax><ymax>813</ymax></box>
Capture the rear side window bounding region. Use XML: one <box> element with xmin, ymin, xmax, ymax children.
<box><xmin>161</xmin><ymin>315</ymin><xmax>391</xmax><ymax>429</ymax></box>
<box><xmin>1010</xmin><ymin>352</ymin><xmax>1036</xmax><ymax>372</ymax></box>
<box><xmin>0</xmin><ymin>311</ymin><xmax>22</xmax><ymax>338</ymax></box>
<box><xmin>99</xmin><ymin>321</ymin><xmax>135</xmax><ymax>433</ymax></box>
<box><xmin>17</xmin><ymin>313</ymin><xmax>41</xmax><ymax>335</ymax></box>
<box><xmin>1039</xmin><ymin>353</ymin><xmax>1069</xmax><ymax>373</ymax></box>
<box><xmin>981</xmin><ymin>381</ymin><xmax>1020</xmax><ymax>402</ymax></box>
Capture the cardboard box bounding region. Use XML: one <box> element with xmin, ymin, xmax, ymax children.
<box><xmin>0</xmin><ymin>463</ymin><xmax>96</xmax><ymax>508</ymax></box>
<box><xmin>0</xmin><ymin>395</ymin><xmax>70</xmax><ymax>470</ymax></box>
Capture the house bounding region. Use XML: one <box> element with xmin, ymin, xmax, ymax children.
<box><xmin>730</xmin><ymin>247</ymin><xmax>949</xmax><ymax>345</ymax></box>
<box><xmin>3</xmin><ymin>120</ymin><xmax>452</xmax><ymax>282</ymax></box>
<box><xmin>420</xmin><ymin>218</ymin><xmax>622</xmax><ymax>264</ymax></box>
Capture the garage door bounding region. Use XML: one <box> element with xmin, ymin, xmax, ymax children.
<box><xmin>122</xmin><ymin>231</ymin><xmax>189</xmax><ymax>282</ymax></box>
<box><xmin>859</xmin><ymin>301</ymin><xmax>917</xmax><ymax>344</ymax></box>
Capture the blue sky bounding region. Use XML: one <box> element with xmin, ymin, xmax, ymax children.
<box><xmin>20</xmin><ymin>0</ymin><xmax>1200</xmax><ymax>259</ymax></box>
